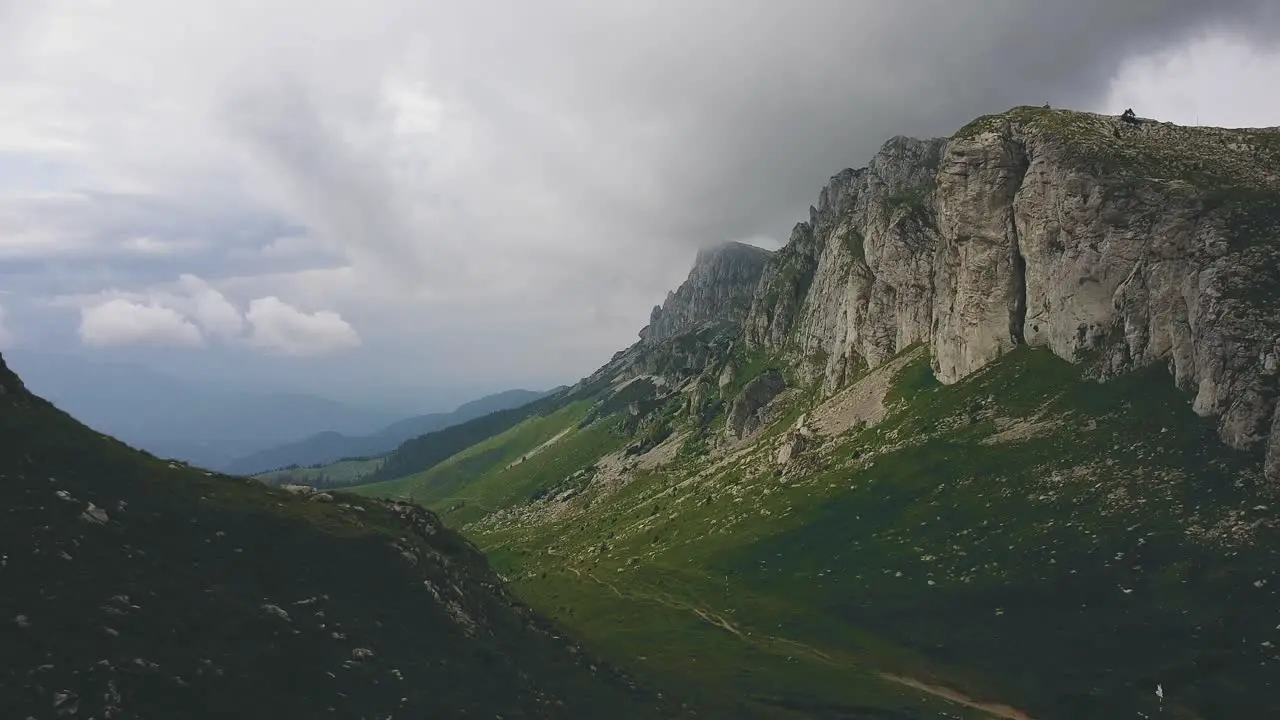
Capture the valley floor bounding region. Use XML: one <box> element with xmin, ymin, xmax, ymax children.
<box><xmin>355</xmin><ymin>348</ymin><xmax>1280</xmax><ymax>719</ymax></box>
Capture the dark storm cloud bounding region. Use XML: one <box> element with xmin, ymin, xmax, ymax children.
<box><xmin>1</xmin><ymin>0</ymin><xmax>1278</xmax><ymax>391</ymax></box>
<box><xmin>402</xmin><ymin>0</ymin><xmax>1280</xmax><ymax>247</ymax></box>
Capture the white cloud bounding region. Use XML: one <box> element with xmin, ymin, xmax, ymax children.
<box><xmin>119</xmin><ymin>235</ymin><xmax>206</xmax><ymax>257</ymax></box>
<box><xmin>1103</xmin><ymin>33</ymin><xmax>1280</xmax><ymax>127</ymax></box>
<box><xmin>78</xmin><ymin>298</ymin><xmax>203</xmax><ymax>348</ymax></box>
<box><xmin>245</xmin><ymin>296</ymin><xmax>360</xmax><ymax>357</ymax></box>
<box><xmin>3</xmin><ymin>2</ymin><xmax>1279</xmax><ymax>390</ymax></box>
<box><xmin>54</xmin><ymin>273</ymin><xmax>361</xmax><ymax>356</ymax></box>
<box><xmin>173</xmin><ymin>274</ymin><xmax>244</xmax><ymax>340</ymax></box>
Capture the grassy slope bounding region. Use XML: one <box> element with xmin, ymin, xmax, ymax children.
<box><xmin>254</xmin><ymin>456</ymin><xmax>384</xmax><ymax>488</ymax></box>
<box><xmin>0</xmin><ymin>355</ymin><xmax>672</xmax><ymax>719</ymax></box>
<box><xmin>355</xmin><ymin>348</ymin><xmax>1280</xmax><ymax>719</ymax></box>
<box><xmin>358</xmin><ymin>383</ymin><xmax>609</xmax><ymax>486</ymax></box>
<box><xmin>350</xmin><ymin>400</ymin><xmax>621</xmax><ymax>512</ymax></box>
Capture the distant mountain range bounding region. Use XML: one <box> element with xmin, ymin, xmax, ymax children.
<box><xmin>226</xmin><ymin>387</ymin><xmax>559</xmax><ymax>476</ymax></box>
<box><xmin>4</xmin><ymin>351</ymin><xmax>409</xmax><ymax>470</ymax></box>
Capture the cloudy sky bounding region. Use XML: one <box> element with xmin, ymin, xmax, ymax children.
<box><xmin>2</xmin><ymin>0</ymin><xmax>1279</xmax><ymax>410</ymax></box>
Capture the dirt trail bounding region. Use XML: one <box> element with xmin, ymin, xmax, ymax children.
<box><xmin>584</xmin><ymin>572</ymin><xmax>846</xmax><ymax>667</ymax></box>
<box><xmin>579</xmin><ymin>570</ymin><xmax>1034</xmax><ymax>719</ymax></box>
<box><xmin>505</xmin><ymin>427</ymin><xmax>573</xmax><ymax>469</ymax></box>
<box><xmin>879</xmin><ymin>674</ymin><xmax>1036</xmax><ymax>720</ymax></box>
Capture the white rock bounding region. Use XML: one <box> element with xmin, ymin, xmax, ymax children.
<box><xmin>260</xmin><ymin>604</ymin><xmax>291</xmax><ymax>621</ymax></box>
<box><xmin>79</xmin><ymin>503</ymin><xmax>109</xmax><ymax>525</ymax></box>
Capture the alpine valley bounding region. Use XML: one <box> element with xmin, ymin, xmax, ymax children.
<box><xmin>5</xmin><ymin>106</ymin><xmax>1280</xmax><ymax>720</ymax></box>
<box><xmin>342</xmin><ymin>106</ymin><xmax>1280</xmax><ymax>719</ymax></box>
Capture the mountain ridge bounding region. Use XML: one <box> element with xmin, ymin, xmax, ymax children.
<box><xmin>3</xmin><ymin>351</ymin><xmax>405</xmax><ymax>471</ymax></box>
<box><xmin>227</xmin><ymin>387</ymin><xmax>558</xmax><ymax>476</ymax></box>
<box><xmin>736</xmin><ymin>106</ymin><xmax>1280</xmax><ymax>481</ymax></box>
<box><xmin>640</xmin><ymin>241</ymin><xmax>774</xmax><ymax>342</ymax></box>
<box><xmin>348</xmin><ymin>106</ymin><xmax>1280</xmax><ymax>719</ymax></box>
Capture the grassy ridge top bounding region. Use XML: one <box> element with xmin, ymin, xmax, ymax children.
<box><xmin>954</xmin><ymin>106</ymin><xmax>1280</xmax><ymax>213</ymax></box>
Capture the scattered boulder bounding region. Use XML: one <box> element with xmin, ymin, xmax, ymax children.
<box><xmin>310</xmin><ymin>492</ymin><xmax>335</xmax><ymax>503</ymax></box>
<box><xmin>776</xmin><ymin>414</ymin><xmax>815</xmax><ymax>465</ymax></box>
<box><xmin>261</xmin><ymin>604</ymin><xmax>291</xmax><ymax>622</ymax></box>
<box><xmin>52</xmin><ymin>690</ymin><xmax>79</xmax><ymax>718</ymax></box>
<box><xmin>777</xmin><ymin>431</ymin><xmax>812</xmax><ymax>465</ymax></box>
<box><xmin>79</xmin><ymin>503</ymin><xmax>109</xmax><ymax>525</ymax></box>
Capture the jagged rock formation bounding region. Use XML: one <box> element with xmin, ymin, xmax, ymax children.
<box><xmin>742</xmin><ymin>107</ymin><xmax>1280</xmax><ymax>481</ymax></box>
<box><xmin>641</xmin><ymin>241</ymin><xmax>773</xmax><ymax>341</ymax></box>
<box><xmin>727</xmin><ymin>369</ymin><xmax>787</xmax><ymax>439</ymax></box>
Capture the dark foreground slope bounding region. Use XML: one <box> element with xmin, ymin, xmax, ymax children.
<box><xmin>0</xmin><ymin>353</ymin><xmax>668</xmax><ymax>719</ymax></box>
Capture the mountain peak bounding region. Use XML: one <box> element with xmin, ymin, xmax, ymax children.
<box><xmin>693</xmin><ymin>240</ymin><xmax>773</xmax><ymax>263</ymax></box>
<box><xmin>640</xmin><ymin>242</ymin><xmax>773</xmax><ymax>342</ymax></box>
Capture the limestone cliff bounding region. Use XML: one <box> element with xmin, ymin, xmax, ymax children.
<box><xmin>743</xmin><ymin>106</ymin><xmax>1280</xmax><ymax>481</ymax></box>
<box><xmin>641</xmin><ymin>241</ymin><xmax>773</xmax><ymax>341</ymax></box>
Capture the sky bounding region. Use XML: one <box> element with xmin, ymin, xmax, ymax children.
<box><xmin>1</xmin><ymin>0</ymin><xmax>1279</xmax><ymax>411</ymax></box>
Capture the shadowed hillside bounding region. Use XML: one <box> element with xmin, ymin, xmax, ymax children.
<box><xmin>0</xmin><ymin>352</ymin><xmax>672</xmax><ymax>719</ymax></box>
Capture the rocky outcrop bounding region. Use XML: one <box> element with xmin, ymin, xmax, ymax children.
<box><xmin>745</xmin><ymin>136</ymin><xmax>946</xmax><ymax>389</ymax></box>
<box><xmin>642</xmin><ymin>241</ymin><xmax>773</xmax><ymax>341</ymax></box>
<box><xmin>776</xmin><ymin>414</ymin><xmax>814</xmax><ymax>465</ymax></box>
<box><xmin>744</xmin><ymin>107</ymin><xmax>1280</xmax><ymax>481</ymax></box>
<box><xmin>727</xmin><ymin>369</ymin><xmax>787</xmax><ymax>439</ymax></box>
<box><xmin>577</xmin><ymin>243</ymin><xmax>766</xmax><ymax>394</ymax></box>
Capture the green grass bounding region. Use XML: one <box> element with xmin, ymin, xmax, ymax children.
<box><xmin>723</xmin><ymin>347</ymin><xmax>785</xmax><ymax>401</ymax></box>
<box><xmin>353</xmin><ymin>346</ymin><xmax>1280</xmax><ymax>719</ymax></box>
<box><xmin>883</xmin><ymin>183</ymin><xmax>934</xmax><ymax>224</ymax></box>
<box><xmin>351</xmin><ymin>400</ymin><xmax>605</xmax><ymax>508</ymax></box>
<box><xmin>254</xmin><ymin>456</ymin><xmax>384</xmax><ymax>488</ymax></box>
<box><xmin>0</xmin><ymin>354</ymin><xmax>673</xmax><ymax>719</ymax></box>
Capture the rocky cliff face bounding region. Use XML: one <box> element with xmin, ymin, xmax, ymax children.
<box><xmin>641</xmin><ymin>241</ymin><xmax>773</xmax><ymax>341</ymax></box>
<box><xmin>743</xmin><ymin>107</ymin><xmax>1280</xmax><ymax>481</ymax></box>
